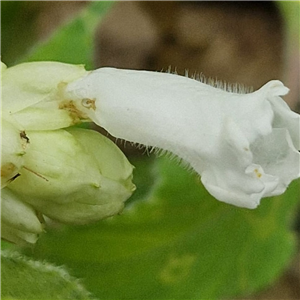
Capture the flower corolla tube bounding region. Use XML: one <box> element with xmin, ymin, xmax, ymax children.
<box><xmin>65</xmin><ymin>67</ymin><xmax>300</xmax><ymax>209</ymax></box>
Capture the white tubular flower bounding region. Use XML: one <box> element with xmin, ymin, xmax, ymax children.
<box><xmin>7</xmin><ymin>128</ymin><xmax>135</xmax><ymax>224</ymax></box>
<box><xmin>1</xmin><ymin>188</ymin><xmax>44</xmax><ymax>245</ymax></box>
<box><xmin>1</xmin><ymin>119</ymin><xmax>29</xmax><ymax>188</ymax></box>
<box><xmin>65</xmin><ymin>68</ymin><xmax>300</xmax><ymax>209</ymax></box>
<box><xmin>2</xmin><ymin>61</ymin><xmax>88</xmax><ymax>130</ymax></box>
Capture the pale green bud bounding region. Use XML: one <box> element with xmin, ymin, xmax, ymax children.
<box><xmin>7</xmin><ymin>128</ymin><xmax>135</xmax><ymax>224</ymax></box>
<box><xmin>1</xmin><ymin>188</ymin><xmax>44</xmax><ymax>245</ymax></box>
<box><xmin>1</xmin><ymin>119</ymin><xmax>29</xmax><ymax>188</ymax></box>
<box><xmin>1</xmin><ymin>61</ymin><xmax>7</xmax><ymax>77</ymax></box>
<box><xmin>2</xmin><ymin>61</ymin><xmax>88</xmax><ymax>130</ymax></box>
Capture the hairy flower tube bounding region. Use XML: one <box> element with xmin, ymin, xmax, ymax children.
<box><xmin>65</xmin><ymin>67</ymin><xmax>300</xmax><ymax>209</ymax></box>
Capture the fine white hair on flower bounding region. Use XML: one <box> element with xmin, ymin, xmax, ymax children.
<box><xmin>65</xmin><ymin>68</ymin><xmax>300</xmax><ymax>209</ymax></box>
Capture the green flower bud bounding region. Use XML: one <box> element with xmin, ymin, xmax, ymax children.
<box><xmin>1</xmin><ymin>188</ymin><xmax>44</xmax><ymax>245</ymax></box>
<box><xmin>1</xmin><ymin>119</ymin><xmax>29</xmax><ymax>188</ymax></box>
<box><xmin>2</xmin><ymin>61</ymin><xmax>88</xmax><ymax>130</ymax></box>
<box><xmin>7</xmin><ymin>128</ymin><xmax>135</xmax><ymax>224</ymax></box>
<box><xmin>1</xmin><ymin>61</ymin><xmax>7</xmax><ymax>76</ymax></box>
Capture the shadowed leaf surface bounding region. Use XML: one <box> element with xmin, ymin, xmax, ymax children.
<box><xmin>1</xmin><ymin>250</ymin><xmax>96</xmax><ymax>300</ymax></box>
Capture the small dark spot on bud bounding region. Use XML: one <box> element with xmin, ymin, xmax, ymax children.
<box><xmin>9</xmin><ymin>173</ymin><xmax>21</xmax><ymax>183</ymax></box>
<box><xmin>20</xmin><ymin>131</ymin><xmax>30</xmax><ymax>143</ymax></box>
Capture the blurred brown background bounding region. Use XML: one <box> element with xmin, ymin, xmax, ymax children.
<box><xmin>97</xmin><ymin>2</ymin><xmax>283</xmax><ymax>88</ymax></box>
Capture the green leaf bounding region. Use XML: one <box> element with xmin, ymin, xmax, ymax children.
<box><xmin>20</xmin><ymin>1</ymin><xmax>114</xmax><ymax>70</ymax></box>
<box><xmin>24</xmin><ymin>157</ymin><xmax>300</xmax><ymax>300</ymax></box>
<box><xmin>1</xmin><ymin>250</ymin><xmax>96</xmax><ymax>300</ymax></box>
<box><xmin>1</xmin><ymin>1</ymin><xmax>39</xmax><ymax>65</ymax></box>
<box><xmin>1</xmin><ymin>240</ymin><xmax>16</xmax><ymax>251</ymax></box>
<box><xmin>277</xmin><ymin>1</ymin><xmax>300</xmax><ymax>44</ymax></box>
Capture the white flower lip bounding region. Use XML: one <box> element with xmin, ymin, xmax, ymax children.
<box><xmin>66</xmin><ymin>67</ymin><xmax>300</xmax><ymax>209</ymax></box>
